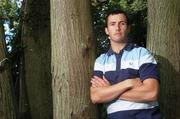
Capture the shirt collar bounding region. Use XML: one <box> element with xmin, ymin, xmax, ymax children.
<box><xmin>107</xmin><ymin>43</ymin><xmax>134</xmax><ymax>56</ymax></box>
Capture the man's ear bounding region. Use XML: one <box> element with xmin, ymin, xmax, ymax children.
<box><xmin>105</xmin><ymin>27</ymin><xmax>109</xmax><ymax>35</ymax></box>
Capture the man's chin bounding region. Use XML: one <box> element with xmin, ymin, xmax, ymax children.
<box><xmin>114</xmin><ymin>38</ymin><xmax>127</xmax><ymax>43</ymax></box>
<box><xmin>111</xmin><ymin>40</ymin><xmax>127</xmax><ymax>44</ymax></box>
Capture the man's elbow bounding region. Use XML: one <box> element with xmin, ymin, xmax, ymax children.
<box><xmin>90</xmin><ymin>97</ymin><xmax>98</xmax><ymax>104</ymax></box>
<box><xmin>143</xmin><ymin>78</ymin><xmax>160</xmax><ymax>102</ymax></box>
<box><xmin>90</xmin><ymin>87</ymin><xmax>101</xmax><ymax>104</ymax></box>
<box><xmin>145</xmin><ymin>91</ymin><xmax>159</xmax><ymax>101</ymax></box>
<box><xmin>90</xmin><ymin>94</ymin><xmax>101</xmax><ymax>104</ymax></box>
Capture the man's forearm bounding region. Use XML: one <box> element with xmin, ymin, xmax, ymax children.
<box><xmin>90</xmin><ymin>80</ymin><xmax>132</xmax><ymax>103</ymax></box>
<box><xmin>119</xmin><ymin>78</ymin><xmax>159</xmax><ymax>102</ymax></box>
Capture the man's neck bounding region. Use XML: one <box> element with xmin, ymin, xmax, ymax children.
<box><xmin>110</xmin><ymin>42</ymin><xmax>127</xmax><ymax>54</ymax></box>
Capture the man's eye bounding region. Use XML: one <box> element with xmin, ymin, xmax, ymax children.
<box><xmin>120</xmin><ymin>22</ymin><xmax>127</xmax><ymax>25</ymax></box>
<box><xmin>110</xmin><ymin>23</ymin><xmax>115</xmax><ymax>26</ymax></box>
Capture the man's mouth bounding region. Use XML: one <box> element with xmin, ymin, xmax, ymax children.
<box><xmin>115</xmin><ymin>32</ymin><xmax>122</xmax><ymax>35</ymax></box>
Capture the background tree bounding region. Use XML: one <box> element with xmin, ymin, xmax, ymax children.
<box><xmin>19</xmin><ymin>0</ymin><xmax>52</xmax><ymax>118</ymax></box>
<box><xmin>147</xmin><ymin>0</ymin><xmax>180</xmax><ymax>118</ymax></box>
<box><xmin>50</xmin><ymin>0</ymin><xmax>98</xmax><ymax>118</ymax></box>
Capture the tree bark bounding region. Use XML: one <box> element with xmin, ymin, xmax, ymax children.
<box><xmin>20</xmin><ymin>0</ymin><xmax>53</xmax><ymax>118</ymax></box>
<box><xmin>50</xmin><ymin>0</ymin><xmax>98</xmax><ymax>118</ymax></box>
<box><xmin>147</xmin><ymin>0</ymin><xmax>180</xmax><ymax>118</ymax></box>
<box><xmin>0</xmin><ymin>21</ymin><xmax>16</xmax><ymax>119</ymax></box>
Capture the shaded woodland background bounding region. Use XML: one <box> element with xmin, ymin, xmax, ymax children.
<box><xmin>0</xmin><ymin>0</ymin><xmax>180</xmax><ymax>119</ymax></box>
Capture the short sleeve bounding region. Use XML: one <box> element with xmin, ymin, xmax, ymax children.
<box><xmin>93</xmin><ymin>54</ymin><xmax>106</xmax><ymax>78</ymax></box>
<box><xmin>138</xmin><ymin>48</ymin><xmax>159</xmax><ymax>81</ymax></box>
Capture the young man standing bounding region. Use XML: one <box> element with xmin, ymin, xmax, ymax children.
<box><xmin>90</xmin><ymin>10</ymin><xmax>163</xmax><ymax>119</ymax></box>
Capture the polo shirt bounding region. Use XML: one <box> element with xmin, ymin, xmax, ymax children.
<box><xmin>93</xmin><ymin>43</ymin><xmax>160</xmax><ymax>116</ymax></box>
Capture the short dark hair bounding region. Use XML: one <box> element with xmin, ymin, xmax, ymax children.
<box><xmin>105</xmin><ymin>10</ymin><xmax>130</xmax><ymax>27</ymax></box>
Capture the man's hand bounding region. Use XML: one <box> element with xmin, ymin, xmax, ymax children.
<box><xmin>91</xmin><ymin>76</ymin><xmax>111</xmax><ymax>88</ymax></box>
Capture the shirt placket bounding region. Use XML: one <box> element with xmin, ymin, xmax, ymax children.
<box><xmin>115</xmin><ymin>50</ymin><xmax>124</xmax><ymax>71</ymax></box>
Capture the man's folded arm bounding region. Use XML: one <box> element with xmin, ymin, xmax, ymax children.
<box><xmin>119</xmin><ymin>78</ymin><xmax>159</xmax><ymax>102</ymax></box>
<box><xmin>90</xmin><ymin>76</ymin><xmax>141</xmax><ymax>104</ymax></box>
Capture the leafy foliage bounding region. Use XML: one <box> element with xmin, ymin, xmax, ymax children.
<box><xmin>0</xmin><ymin>0</ymin><xmax>20</xmax><ymax>52</ymax></box>
<box><xmin>91</xmin><ymin>0</ymin><xmax>147</xmax><ymax>55</ymax></box>
<box><xmin>0</xmin><ymin>0</ymin><xmax>18</xmax><ymax>19</ymax></box>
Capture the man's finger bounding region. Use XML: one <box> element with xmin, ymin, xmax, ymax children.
<box><xmin>91</xmin><ymin>78</ymin><xmax>104</xmax><ymax>87</ymax></box>
<box><xmin>103</xmin><ymin>76</ymin><xmax>111</xmax><ymax>85</ymax></box>
<box><xmin>93</xmin><ymin>76</ymin><xmax>107</xmax><ymax>85</ymax></box>
<box><xmin>91</xmin><ymin>80</ymin><xmax>98</xmax><ymax>87</ymax></box>
<box><xmin>93</xmin><ymin>76</ymin><xmax>103</xmax><ymax>80</ymax></box>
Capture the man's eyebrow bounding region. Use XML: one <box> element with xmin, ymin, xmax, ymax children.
<box><xmin>109</xmin><ymin>21</ymin><xmax>116</xmax><ymax>24</ymax></box>
<box><xmin>109</xmin><ymin>21</ymin><xmax>127</xmax><ymax>24</ymax></box>
<box><xmin>119</xmin><ymin>21</ymin><xmax>127</xmax><ymax>23</ymax></box>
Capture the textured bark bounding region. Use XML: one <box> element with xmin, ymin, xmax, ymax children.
<box><xmin>20</xmin><ymin>0</ymin><xmax>52</xmax><ymax>118</ymax></box>
<box><xmin>147</xmin><ymin>0</ymin><xmax>180</xmax><ymax>119</ymax></box>
<box><xmin>50</xmin><ymin>0</ymin><xmax>98</xmax><ymax>119</ymax></box>
<box><xmin>0</xmin><ymin>22</ymin><xmax>16</xmax><ymax>119</ymax></box>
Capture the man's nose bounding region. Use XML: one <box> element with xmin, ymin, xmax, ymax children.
<box><xmin>116</xmin><ymin>24</ymin><xmax>121</xmax><ymax>31</ymax></box>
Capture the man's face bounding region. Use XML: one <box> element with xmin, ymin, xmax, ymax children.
<box><xmin>105</xmin><ymin>13</ymin><xmax>130</xmax><ymax>43</ymax></box>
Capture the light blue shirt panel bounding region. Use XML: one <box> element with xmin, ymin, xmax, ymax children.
<box><xmin>94</xmin><ymin>54</ymin><xmax>106</xmax><ymax>72</ymax></box>
<box><xmin>121</xmin><ymin>47</ymin><xmax>157</xmax><ymax>70</ymax></box>
<box><xmin>94</xmin><ymin>54</ymin><xmax>116</xmax><ymax>73</ymax></box>
<box><xmin>121</xmin><ymin>49</ymin><xmax>139</xmax><ymax>70</ymax></box>
<box><xmin>104</xmin><ymin>55</ymin><xmax>116</xmax><ymax>72</ymax></box>
<box><xmin>138</xmin><ymin>47</ymin><xmax>157</xmax><ymax>66</ymax></box>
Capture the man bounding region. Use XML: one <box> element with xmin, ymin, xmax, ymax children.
<box><xmin>90</xmin><ymin>10</ymin><xmax>163</xmax><ymax>119</ymax></box>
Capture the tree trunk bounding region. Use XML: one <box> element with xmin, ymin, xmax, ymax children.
<box><xmin>147</xmin><ymin>0</ymin><xmax>180</xmax><ymax>119</ymax></box>
<box><xmin>0</xmin><ymin>21</ymin><xmax>16</xmax><ymax>119</ymax></box>
<box><xmin>20</xmin><ymin>0</ymin><xmax>52</xmax><ymax>118</ymax></box>
<box><xmin>50</xmin><ymin>0</ymin><xmax>98</xmax><ymax>118</ymax></box>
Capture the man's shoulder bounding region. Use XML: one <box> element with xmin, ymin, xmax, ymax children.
<box><xmin>95</xmin><ymin>53</ymin><xmax>108</xmax><ymax>63</ymax></box>
<box><xmin>130</xmin><ymin>44</ymin><xmax>151</xmax><ymax>54</ymax></box>
<box><xmin>129</xmin><ymin>44</ymin><xmax>145</xmax><ymax>50</ymax></box>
